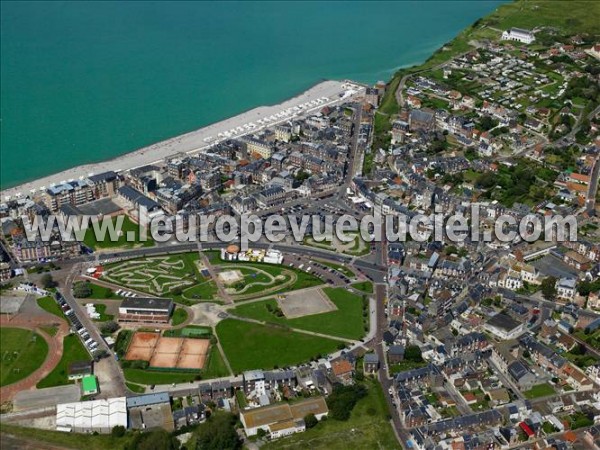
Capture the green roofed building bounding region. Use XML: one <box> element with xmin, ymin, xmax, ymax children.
<box><xmin>82</xmin><ymin>375</ymin><xmax>98</xmax><ymax>395</ymax></box>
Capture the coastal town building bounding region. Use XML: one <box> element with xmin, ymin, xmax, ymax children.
<box><xmin>118</xmin><ymin>298</ymin><xmax>174</xmax><ymax>323</ymax></box>
<box><xmin>501</xmin><ymin>28</ymin><xmax>535</xmax><ymax>44</ymax></box>
<box><xmin>240</xmin><ymin>397</ymin><xmax>328</xmax><ymax>438</ymax></box>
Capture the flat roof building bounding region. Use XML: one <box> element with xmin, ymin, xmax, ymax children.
<box><xmin>56</xmin><ymin>397</ymin><xmax>127</xmax><ymax>433</ymax></box>
<box><xmin>82</xmin><ymin>375</ymin><xmax>99</xmax><ymax>396</ymax></box>
<box><xmin>485</xmin><ymin>313</ymin><xmax>526</xmax><ymax>340</ymax></box>
<box><xmin>240</xmin><ymin>397</ymin><xmax>328</xmax><ymax>439</ymax></box>
<box><xmin>118</xmin><ymin>298</ymin><xmax>173</xmax><ymax>323</ymax></box>
<box><xmin>68</xmin><ymin>361</ymin><xmax>93</xmax><ymax>380</ymax></box>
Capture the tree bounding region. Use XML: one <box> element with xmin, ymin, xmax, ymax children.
<box><xmin>479</xmin><ymin>115</ymin><xmax>497</xmax><ymax>131</ymax></box>
<box><xmin>404</xmin><ymin>345</ymin><xmax>423</xmax><ymax>363</ymax></box>
<box><xmin>171</xmin><ymin>286</ymin><xmax>183</xmax><ymax>296</ymax></box>
<box><xmin>304</xmin><ymin>413</ymin><xmax>318</xmax><ymax>429</ymax></box>
<box><xmin>125</xmin><ymin>429</ymin><xmax>179</xmax><ymax>450</ymax></box>
<box><xmin>326</xmin><ymin>384</ymin><xmax>367</xmax><ymax>421</ymax></box>
<box><xmin>541</xmin><ymin>276</ymin><xmax>557</xmax><ymax>300</ymax></box>
<box><xmin>111</xmin><ymin>425</ymin><xmax>126</xmax><ymax>438</ymax></box>
<box><xmin>195</xmin><ymin>412</ymin><xmax>240</xmax><ymax>450</ymax></box>
<box><xmin>40</xmin><ymin>273</ymin><xmax>55</xmax><ymax>289</ymax></box>
<box><xmin>101</xmin><ymin>321</ymin><xmax>120</xmax><ymax>335</ymax></box>
<box><xmin>73</xmin><ymin>281</ymin><xmax>92</xmax><ymax>298</ymax></box>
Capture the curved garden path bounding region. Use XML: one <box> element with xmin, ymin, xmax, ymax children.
<box><xmin>0</xmin><ymin>315</ymin><xmax>68</xmax><ymax>403</ymax></box>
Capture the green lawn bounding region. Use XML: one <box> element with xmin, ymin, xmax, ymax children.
<box><xmin>37</xmin><ymin>334</ymin><xmax>91</xmax><ymax>388</ymax></box>
<box><xmin>232</xmin><ymin>287</ymin><xmax>366</xmax><ymax>340</ymax></box>
<box><xmin>236</xmin><ymin>389</ymin><xmax>248</xmax><ymax>408</ymax></box>
<box><xmin>523</xmin><ymin>382</ymin><xmax>556</xmax><ymax>399</ymax></box>
<box><xmin>171</xmin><ymin>307</ymin><xmax>188</xmax><ymax>326</ymax></box>
<box><xmin>181</xmin><ymin>280</ymin><xmax>218</xmax><ymax>302</ymax></box>
<box><xmin>0</xmin><ymin>328</ymin><xmax>49</xmax><ymax>387</ymax></box>
<box><xmin>36</xmin><ymin>296</ymin><xmax>66</xmax><ymax>321</ymax></box>
<box><xmin>83</xmin><ymin>215</ymin><xmax>154</xmax><ymax>250</ymax></box>
<box><xmin>93</xmin><ymin>304</ymin><xmax>114</xmax><ymax>322</ymax></box>
<box><xmin>262</xmin><ymin>379</ymin><xmax>400</xmax><ymax>450</ymax></box>
<box><xmin>216</xmin><ymin>319</ymin><xmax>340</xmax><ymax>374</ymax></box>
<box><xmin>123</xmin><ymin>368</ymin><xmax>198</xmax><ymax>385</ymax></box>
<box><xmin>88</xmin><ymin>283</ymin><xmax>116</xmax><ymax>299</ymax></box>
<box><xmin>202</xmin><ymin>347</ymin><xmax>230</xmax><ymax>379</ymax></box>
<box><xmin>126</xmin><ymin>382</ymin><xmax>146</xmax><ymax>393</ymax></box>
<box><xmin>351</xmin><ymin>281</ymin><xmax>373</xmax><ymax>294</ymax></box>
<box><xmin>40</xmin><ymin>325</ymin><xmax>59</xmax><ymax>337</ymax></box>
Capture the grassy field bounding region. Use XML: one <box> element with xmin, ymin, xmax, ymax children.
<box><xmin>88</xmin><ymin>283</ymin><xmax>116</xmax><ymax>299</ymax></box>
<box><xmin>181</xmin><ymin>279</ymin><xmax>218</xmax><ymax>302</ymax></box>
<box><xmin>482</xmin><ymin>0</ymin><xmax>599</xmax><ymax>35</ymax></box>
<box><xmin>93</xmin><ymin>304</ymin><xmax>114</xmax><ymax>322</ymax></box>
<box><xmin>232</xmin><ymin>287</ymin><xmax>366</xmax><ymax>340</ymax></box>
<box><xmin>262</xmin><ymin>378</ymin><xmax>400</xmax><ymax>450</ymax></box>
<box><xmin>126</xmin><ymin>381</ymin><xmax>146</xmax><ymax>393</ymax></box>
<box><xmin>202</xmin><ymin>347</ymin><xmax>230</xmax><ymax>378</ymax></box>
<box><xmin>216</xmin><ymin>319</ymin><xmax>340</xmax><ymax>374</ymax></box>
<box><xmin>83</xmin><ymin>215</ymin><xmax>154</xmax><ymax>250</ymax></box>
<box><xmin>0</xmin><ymin>423</ymin><xmax>133</xmax><ymax>450</ymax></box>
<box><xmin>36</xmin><ymin>296</ymin><xmax>66</xmax><ymax>321</ymax></box>
<box><xmin>40</xmin><ymin>325</ymin><xmax>59</xmax><ymax>337</ymax></box>
<box><xmin>523</xmin><ymin>382</ymin><xmax>556</xmax><ymax>399</ymax></box>
<box><xmin>0</xmin><ymin>328</ymin><xmax>49</xmax><ymax>387</ymax></box>
<box><xmin>37</xmin><ymin>334</ymin><xmax>91</xmax><ymax>388</ymax></box>
<box><xmin>123</xmin><ymin>368</ymin><xmax>198</xmax><ymax>385</ymax></box>
<box><xmin>171</xmin><ymin>307</ymin><xmax>188</xmax><ymax>326</ymax></box>
<box><xmin>351</xmin><ymin>281</ymin><xmax>373</xmax><ymax>294</ymax></box>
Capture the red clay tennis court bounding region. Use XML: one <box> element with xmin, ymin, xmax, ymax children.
<box><xmin>125</xmin><ymin>332</ymin><xmax>209</xmax><ymax>369</ymax></box>
<box><xmin>124</xmin><ymin>331</ymin><xmax>160</xmax><ymax>361</ymax></box>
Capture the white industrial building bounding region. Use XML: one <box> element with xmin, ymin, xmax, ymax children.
<box><xmin>56</xmin><ymin>397</ymin><xmax>127</xmax><ymax>433</ymax></box>
<box><xmin>501</xmin><ymin>28</ymin><xmax>535</xmax><ymax>44</ymax></box>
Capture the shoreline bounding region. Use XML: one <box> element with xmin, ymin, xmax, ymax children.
<box><xmin>1</xmin><ymin>80</ymin><xmax>365</xmax><ymax>201</ymax></box>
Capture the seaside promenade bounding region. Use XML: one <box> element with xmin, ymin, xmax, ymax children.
<box><xmin>1</xmin><ymin>80</ymin><xmax>365</xmax><ymax>201</ymax></box>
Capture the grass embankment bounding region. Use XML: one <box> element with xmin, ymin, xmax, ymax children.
<box><xmin>351</xmin><ymin>281</ymin><xmax>373</xmax><ymax>294</ymax></box>
<box><xmin>171</xmin><ymin>307</ymin><xmax>188</xmax><ymax>326</ymax></box>
<box><xmin>0</xmin><ymin>423</ymin><xmax>133</xmax><ymax>450</ymax></box>
<box><xmin>0</xmin><ymin>328</ymin><xmax>49</xmax><ymax>387</ymax></box>
<box><xmin>123</xmin><ymin>368</ymin><xmax>198</xmax><ymax>385</ymax></box>
<box><xmin>37</xmin><ymin>334</ymin><xmax>91</xmax><ymax>388</ymax></box>
<box><xmin>216</xmin><ymin>319</ymin><xmax>340</xmax><ymax>374</ymax></box>
<box><xmin>36</xmin><ymin>296</ymin><xmax>66</xmax><ymax>320</ymax></box>
<box><xmin>262</xmin><ymin>378</ymin><xmax>399</xmax><ymax>450</ymax></box>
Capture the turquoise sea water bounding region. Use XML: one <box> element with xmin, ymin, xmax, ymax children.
<box><xmin>0</xmin><ymin>1</ymin><xmax>504</xmax><ymax>189</ymax></box>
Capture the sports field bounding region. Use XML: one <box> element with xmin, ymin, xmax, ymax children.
<box><xmin>1</xmin><ymin>328</ymin><xmax>49</xmax><ymax>387</ymax></box>
<box><xmin>216</xmin><ymin>319</ymin><xmax>340</xmax><ymax>373</ymax></box>
<box><xmin>125</xmin><ymin>332</ymin><xmax>209</xmax><ymax>370</ymax></box>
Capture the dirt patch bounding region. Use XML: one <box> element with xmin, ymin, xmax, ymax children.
<box><xmin>218</xmin><ymin>270</ymin><xmax>244</xmax><ymax>285</ymax></box>
<box><xmin>277</xmin><ymin>287</ymin><xmax>337</xmax><ymax>319</ymax></box>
